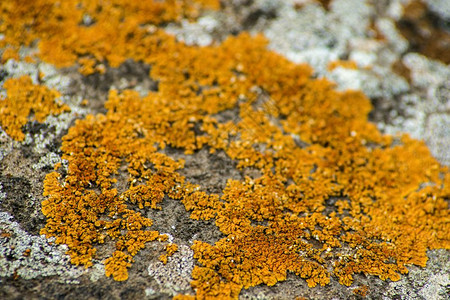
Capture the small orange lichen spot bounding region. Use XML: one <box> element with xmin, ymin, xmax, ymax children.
<box><xmin>0</xmin><ymin>231</ymin><xmax>12</xmax><ymax>239</ymax></box>
<box><xmin>24</xmin><ymin>55</ymin><xmax>35</xmax><ymax>63</ymax></box>
<box><xmin>159</xmin><ymin>243</ymin><xmax>179</xmax><ymax>263</ymax></box>
<box><xmin>0</xmin><ymin>76</ymin><xmax>71</xmax><ymax>141</ymax></box>
<box><xmin>353</xmin><ymin>285</ymin><xmax>369</xmax><ymax>297</ymax></box>
<box><xmin>160</xmin><ymin>243</ymin><xmax>179</xmax><ymax>264</ymax></box>
<box><xmin>167</xmin><ymin>243</ymin><xmax>178</xmax><ymax>255</ymax></box>
<box><xmin>22</xmin><ymin>249</ymin><xmax>31</xmax><ymax>257</ymax></box>
<box><xmin>328</xmin><ymin>60</ymin><xmax>358</xmax><ymax>71</ymax></box>
<box><xmin>104</xmin><ymin>251</ymin><xmax>133</xmax><ymax>281</ymax></box>
<box><xmin>38</xmin><ymin>71</ymin><xmax>45</xmax><ymax>81</ymax></box>
<box><xmin>159</xmin><ymin>254</ymin><xmax>169</xmax><ymax>265</ymax></box>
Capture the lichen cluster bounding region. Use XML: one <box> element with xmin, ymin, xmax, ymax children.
<box><xmin>160</xmin><ymin>243</ymin><xmax>179</xmax><ymax>265</ymax></box>
<box><xmin>0</xmin><ymin>75</ymin><xmax>70</xmax><ymax>141</ymax></box>
<box><xmin>41</xmin><ymin>32</ymin><xmax>449</xmax><ymax>296</ymax></box>
<box><xmin>0</xmin><ymin>0</ymin><xmax>219</xmax><ymax>74</ymax></box>
<box><xmin>1</xmin><ymin>1</ymin><xmax>449</xmax><ymax>299</ymax></box>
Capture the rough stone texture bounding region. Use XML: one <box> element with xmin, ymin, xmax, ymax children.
<box><xmin>0</xmin><ymin>0</ymin><xmax>449</xmax><ymax>299</ymax></box>
<box><xmin>147</xmin><ymin>245</ymin><xmax>195</xmax><ymax>297</ymax></box>
<box><xmin>384</xmin><ymin>249</ymin><xmax>450</xmax><ymax>300</ymax></box>
<box><xmin>0</xmin><ymin>212</ymin><xmax>84</xmax><ymax>280</ymax></box>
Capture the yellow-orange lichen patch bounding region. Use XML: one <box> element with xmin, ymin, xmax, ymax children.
<box><xmin>0</xmin><ymin>48</ymin><xmax>20</xmax><ymax>63</ymax></box>
<box><xmin>12</xmin><ymin>1</ymin><xmax>447</xmax><ymax>298</ymax></box>
<box><xmin>160</xmin><ymin>243</ymin><xmax>179</xmax><ymax>264</ymax></box>
<box><xmin>328</xmin><ymin>60</ymin><xmax>358</xmax><ymax>71</ymax></box>
<box><xmin>0</xmin><ymin>0</ymin><xmax>219</xmax><ymax>74</ymax></box>
<box><xmin>39</xmin><ymin>29</ymin><xmax>449</xmax><ymax>299</ymax></box>
<box><xmin>105</xmin><ymin>251</ymin><xmax>133</xmax><ymax>281</ymax></box>
<box><xmin>353</xmin><ymin>284</ymin><xmax>369</xmax><ymax>297</ymax></box>
<box><xmin>0</xmin><ymin>75</ymin><xmax>70</xmax><ymax>141</ymax></box>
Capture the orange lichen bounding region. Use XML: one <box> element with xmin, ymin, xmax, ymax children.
<box><xmin>328</xmin><ymin>60</ymin><xmax>358</xmax><ymax>71</ymax></box>
<box><xmin>22</xmin><ymin>248</ymin><xmax>31</xmax><ymax>257</ymax></box>
<box><xmin>0</xmin><ymin>231</ymin><xmax>12</xmax><ymax>239</ymax></box>
<box><xmin>1</xmin><ymin>47</ymin><xmax>20</xmax><ymax>63</ymax></box>
<box><xmin>2</xmin><ymin>0</ymin><xmax>446</xmax><ymax>298</ymax></box>
<box><xmin>105</xmin><ymin>251</ymin><xmax>133</xmax><ymax>281</ymax></box>
<box><xmin>353</xmin><ymin>285</ymin><xmax>369</xmax><ymax>297</ymax></box>
<box><xmin>0</xmin><ymin>0</ymin><xmax>219</xmax><ymax>74</ymax></box>
<box><xmin>39</xmin><ymin>30</ymin><xmax>449</xmax><ymax>298</ymax></box>
<box><xmin>0</xmin><ymin>75</ymin><xmax>70</xmax><ymax>141</ymax></box>
<box><xmin>160</xmin><ymin>243</ymin><xmax>179</xmax><ymax>264</ymax></box>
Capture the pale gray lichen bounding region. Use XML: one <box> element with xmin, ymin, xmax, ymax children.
<box><xmin>375</xmin><ymin>17</ymin><xmax>408</xmax><ymax>54</ymax></box>
<box><xmin>1</xmin><ymin>60</ymin><xmax>43</xmax><ymax>86</ymax></box>
<box><xmin>38</xmin><ymin>62</ymin><xmax>72</xmax><ymax>93</ymax></box>
<box><xmin>424</xmin><ymin>0</ymin><xmax>450</xmax><ymax>20</ymax></box>
<box><xmin>403</xmin><ymin>53</ymin><xmax>450</xmax><ymax>93</ymax></box>
<box><xmin>425</xmin><ymin>114</ymin><xmax>450</xmax><ymax>167</ymax></box>
<box><xmin>0</xmin><ymin>212</ymin><xmax>84</xmax><ymax>281</ymax></box>
<box><xmin>264</xmin><ymin>2</ymin><xmax>337</xmax><ymax>73</ymax></box>
<box><xmin>1</xmin><ymin>59</ymin><xmax>89</xmax><ymax>157</ymax></box>
<box><xmin>384</xmin><ymin>249</ymin><xmax>450</xmax><ymax>300</ymax></box>
<box><xmin>32</xmin><ymin>152</ymin><xmax>62</xmax><ymax>170</ymax></box>
<box><xmin>0</xmin><ymin>183</ymin><xmax>6</xmax><ymax>203</ymax></box>
<box><xmin>89</xmin><ymin>263</ymin><xmax>106</xmax><ymax>282</ymax></box>
<box><xmin>263</xmin><ymin>0</ymin><xmax>408</xmax><ymax>99</ymax></box>
<box><xmin>147</xmin><ymin>244</ymin><xmax>194</xmax><ymax>296</ymax></box>
<box><xmin>23</xmin><ymin>108</ymin><xmax>82</xmax><ymax>155</ymax></box>
<box><xmin>263</xmin><ymin>0</ymin><xmax>377</xmax><ymax>72</ymax></box>
<box><xmin>1</xmin><ymin>50</ymin><xmax>71</xmax><ymax>94</ymax></box>
<box><xmin>0</xmin><ymin>131</ymin><xmax>14</xmax><ymax>162</ymax></box>
<box><xmin>165</xmin><ymin>16</ymin><xmax>219</xmax><ymax>46</ymax></box>
<box><xmin>379</xmin><ymin>53</ymin><xmax>450</xmax><ymax>166</ymax></box>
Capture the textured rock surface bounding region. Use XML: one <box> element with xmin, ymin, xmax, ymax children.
<box><xmin>1</xmin><ymin>0</ymin><xmax>449</xmax><ymax>299</ymax></box>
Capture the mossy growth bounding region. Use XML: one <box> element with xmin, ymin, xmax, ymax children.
<box><xmin>1</xmin><ymin>0</ymin><xmax>449</xmax><ymax>299</ymax></box>
<box><xmin>0</xmin><ymin>75</ymin><xmax>70</xmax><ymax>141</ymax></box>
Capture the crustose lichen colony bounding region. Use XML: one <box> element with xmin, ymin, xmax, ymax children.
<box><xmin>0</xmin><ymin>1</ymin><xmax>448</xmax><ymax>299</ymax></box>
